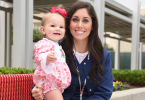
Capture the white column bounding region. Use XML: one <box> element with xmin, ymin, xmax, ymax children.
<box><xmin>115</xmin><ymin>35</ymin><xmax>120</xmax><ymax>70</ymax></box>
<box><xmin>12</xmin><ymin>0</ymin><xmax>26</xmax><ymax>68</ymax></box>
<box><xmin>139</xmin><ymin>43</ymin><xmax>142</xmax><ymax>70</ymax></box>
<box><xmin>131</xmin><ymin>0</ymin><xmax>140</xmax><ymax>70</ymax></box>
<box><xmin>25</xmin><ymin>0</ymin><xmax>33</xmax><ymax>69</ymax></box>
<box><xmin>0</xmin><ymin>1</ymin><xmax>5</xmax><ymax>67</ymax></box>
<box><xmin>93</xmin><ymin>0</ymin><xmax>105</xmax><ymax>43</ymax></box>
<box><xmin>80</xmin><ymin>0</ymin><xmax>105</xmax><ymax>43</ymax></box>
<box><xmin>6</xmin><ymin>12</ymin><xmax>12</xmax><ymax>67</ymax></box>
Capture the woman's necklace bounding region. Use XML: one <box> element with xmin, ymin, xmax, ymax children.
<box><xmin>72</xmin><ymin>49</ymin><xmax>90</xmax><ymax>100</ymax></box>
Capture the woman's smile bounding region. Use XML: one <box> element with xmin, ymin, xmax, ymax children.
<box><xmin>75</xmin><ymin>30</ymin><xmax>85</xmax><ymax>34</ymax></box>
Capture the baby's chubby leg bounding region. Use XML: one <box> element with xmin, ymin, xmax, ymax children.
<box><xmin>45</xmin><ymin>89</ymin><xmax>63</xmax><ymax>100</ymax></box>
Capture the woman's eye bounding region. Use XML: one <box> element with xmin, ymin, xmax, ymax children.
<box><xmin>83</xmin><ymin>19</ymin><xmax>89</xmax><ymax>23</ymax></box>
<box><xmin>72</xmin><ymin>18</ymin><xmax>78</xmax><ymax>22</ymax></box>
<box><xmin>51</xmin><ymin>25</ymin><xmax>55</xmax><ymax>27</ymax></box>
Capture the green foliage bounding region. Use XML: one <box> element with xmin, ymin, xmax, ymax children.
<box><xmin>104</xmin><ymin>43</ymin><xmax>114</xmax><ymax>51</ymax></box>
<box><xmin>0</xmin><ymin>66</ymin><xmax>35</xmax><ymax>75</ymax></box>
<box><xmin>112</xmin><ymin>69</ymin><xmax>145</xmax><ymax>85</ymax></box>
<box><xmin>33</xmin><ymin>28</ymin><xmax>43</xmax><ymax>42</ymax></box>
<box><xmin>113</xmin><ymin>81</ymin><xmax>130</xmax><ymax>91</ymax></box>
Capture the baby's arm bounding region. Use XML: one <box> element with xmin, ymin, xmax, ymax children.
<box><xmin>45</xmin><ymin>89</ymin><xmax>63</xmax><ymax>100</ymax></box>
<box><xmin>46</xmin><ymin>51</ymin><xmax>57</xmax><ymax>65</ymax></box>
<box><xmin>34</xmin><ymin>40</ymin><xmax>56</xmax><ymax>65</ymax></box>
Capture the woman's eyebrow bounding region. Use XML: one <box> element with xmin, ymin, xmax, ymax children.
<box><xmin>83</xmin><ymin>17</ymin><xmax>91</xmax><ymax>19</ymax></box>
<box><xmin>72</xmin><ymin>16</ymin><xmax>78</xmax><ymax>18</ymax></box>
<box><xmin>72</xmin><ymin>16</ymin><xmax>91</xmax><ymax>19</ymax></box>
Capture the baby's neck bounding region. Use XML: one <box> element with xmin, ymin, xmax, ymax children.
<box><xmin>44</xmin><ymin>38</ymin><xmax>59</xmax><ymax>43</ymax></box>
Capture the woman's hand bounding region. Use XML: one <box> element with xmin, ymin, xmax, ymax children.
<box><xmin>32</xmin><ymin>84</ymin><xmax>43</xmax><ymax>100</ymax></box>
<box><xmin>46</xmin><ymin>51</ymin><xmax>57</xmax><ymax>64</ymax></box>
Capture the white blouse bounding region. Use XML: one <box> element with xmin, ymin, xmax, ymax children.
<box><xmin>73</xmin><ymin>49</ymin><xmax>88</xmax><ymax>64</ymax></box>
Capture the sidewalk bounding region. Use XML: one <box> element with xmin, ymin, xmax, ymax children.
<box><xmin>110</xmin><ymin>87</ymin><xmax>145</xmax><ymax>100</ymax></box>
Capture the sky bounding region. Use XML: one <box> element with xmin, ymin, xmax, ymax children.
<box><xmin>114</xmin><ymin>0</ymin><xmax>145</xmax><ymax>10</ymax></box>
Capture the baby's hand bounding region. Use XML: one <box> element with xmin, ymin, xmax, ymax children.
<box><xmin>46</xmin><ymin>51</ymin><xmax>57</xmax><ymax>64</ymax></box>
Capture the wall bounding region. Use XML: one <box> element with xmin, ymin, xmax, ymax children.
<box><xmin>110</xmin><ymin>52</ymin><xmax>145</xmax><ymax>69</ymax></box>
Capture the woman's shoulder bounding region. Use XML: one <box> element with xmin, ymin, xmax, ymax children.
<box><xmin>101</xmin><ymin>48</ymin><xmax>111</xmax><ymax>64</ymax></box>
<box><xmin>103</xmin><ymin>48</ymin><xmax>110</xmax><ymax>55</ymax></box>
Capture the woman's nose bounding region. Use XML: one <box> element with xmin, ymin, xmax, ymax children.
<box><xmin>77</xmin><ymin>21</ymin><xmax>83</xmax><ymax>28</ymax></box>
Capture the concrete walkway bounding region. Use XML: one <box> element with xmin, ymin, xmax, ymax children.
<box><xmin>110</xmin><ymin>87</ymin><xmax>145</xmax><ymax>100</ymax></box>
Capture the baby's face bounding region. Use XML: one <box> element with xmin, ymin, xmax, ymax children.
<box><xmin>42</xmin><ymin>13</ymin><xmax>65</xmax><ymax>42</ymax></box>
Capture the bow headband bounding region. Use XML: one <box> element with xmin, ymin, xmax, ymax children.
<box><xmin>50</xmin><ymin>7</ymin><xmax>68</xmax><ymax>18</ymax></box>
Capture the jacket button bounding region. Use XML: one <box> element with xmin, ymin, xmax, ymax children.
<box><xmin>90</xmin><ymin>89</ymin><xmax>92</xmax><ymax>91</ymax></box>
<box><xmin>84</xmin><ymin>62</ymin><xmax>86</xmax><ymax>65</ymax></box>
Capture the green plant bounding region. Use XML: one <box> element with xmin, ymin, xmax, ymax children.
<box><xmin>33</xmin><ymin>28</ymin><xmax>43</xmax><ymax>42</ymax></box>
<box><xmin>112</xmin><ymin>69</ymin><xmax>145</xmax><ymax>86</ymax></box>
<box><xmin>0</xmin><ymin>66</ymin><xmax>35</xmax><ymax>75</ymax></box>
<box><xmin>113</xmin><ymin>80</ymin><xmax>130</xmax><ymax>91</ymax></box>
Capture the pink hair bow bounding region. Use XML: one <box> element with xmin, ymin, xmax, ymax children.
<box><xmin>50</xmin><ymin>7</ymin><xmax>68</xmax><ymax>18</ymax></box>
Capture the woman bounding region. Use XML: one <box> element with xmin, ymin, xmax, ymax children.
<box><xmin>31</xmin><ymin>1</ymin><xmax>113</xmax><ymax>100</ymax></box>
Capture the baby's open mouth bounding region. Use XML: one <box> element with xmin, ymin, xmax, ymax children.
<box><xmin>54</xmin><ymin>33</ymin><xmax>60</xmax><ymax>35</ymax></box>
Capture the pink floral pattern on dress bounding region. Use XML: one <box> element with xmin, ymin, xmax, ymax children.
<box><xmin>60</xmin><ymin>49</ymin><xmax>65</xmax><ymax>58</ymax></box>
<box><xmin>33</xmin><ymin>38</ymin><xmax>71</xmax><ymax>95</ymax></box>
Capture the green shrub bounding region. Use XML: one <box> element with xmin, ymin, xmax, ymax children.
<box><xmin>112</xmin><ymin>69</ymin><xmax>145</xmax><ymax>85</ymax></box>
<box><xmin>0</xmin><ymin>66</ymin><xmax>35</xmax><ymax>75</ymax></box>
<box><xmin>33</xmin><ymin>28</ymin><xmax>43</xmax><ymax>42</ymax></box>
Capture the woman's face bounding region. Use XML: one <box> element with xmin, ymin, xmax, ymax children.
<box><xmin>69</xmin><ymin>8</ymin><xmax>92</xmax><ymax>42</ymax></box>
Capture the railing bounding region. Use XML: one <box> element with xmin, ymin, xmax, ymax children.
<box><xmin>0</xmin><ymin>74</ymin><xmax>33</xmax><ymax>100</ymax></box>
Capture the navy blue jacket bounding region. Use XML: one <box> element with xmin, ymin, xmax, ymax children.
<box><xmin>31</xmin><ymin>48</ymin><xmax>113</xmax><ymax>100</ymax></box>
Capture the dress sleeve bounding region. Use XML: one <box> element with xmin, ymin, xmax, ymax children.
<box><xmin>34</xmin><ymin>40</ymin><xmax>54</xmax><ymax>65</ymax></box>
<box><xmin>86</xmin><ymin>52</ymin><xmax>113</xmax><ymax>100</ymax></box>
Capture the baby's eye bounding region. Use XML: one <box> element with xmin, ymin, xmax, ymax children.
<box><xmin>83</xmin><ymin>19</ymin><xmax>89</xmax><ymax>23</ymax></box>
<box><xmin>72</xmin><ymin>18</ymin><xmax>78</xmax><ymax>22</ymax></box>
<box><xmin>60</xmin><ymin>26</ymin><xmax>64</xmax><ymax>28</ymax></box>
<box><xmin>51</xmin><ymin>25</ymin><xmax>55</xmax><ymax>27</ymax></box>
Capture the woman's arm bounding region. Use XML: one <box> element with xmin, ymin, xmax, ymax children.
<box><xmin>31</xmin><ymin>84</ymin><xmax>43</xmax><ymax>100</ymax></box>
<box><xmin>86</xmin><ymin>52</ymin><xmax>113</xmax><ymax>100</ymax></box>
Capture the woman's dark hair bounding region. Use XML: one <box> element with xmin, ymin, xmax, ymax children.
<box><xmin>61</xmin><ymin>1</ymin><xmax>104</xmax><ymax>85</ymax></box>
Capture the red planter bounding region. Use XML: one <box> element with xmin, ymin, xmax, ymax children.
<box><xmin>0</xmin><ymin>74</ymin><xmax>33</xmax><ymax>100</ymax></box>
